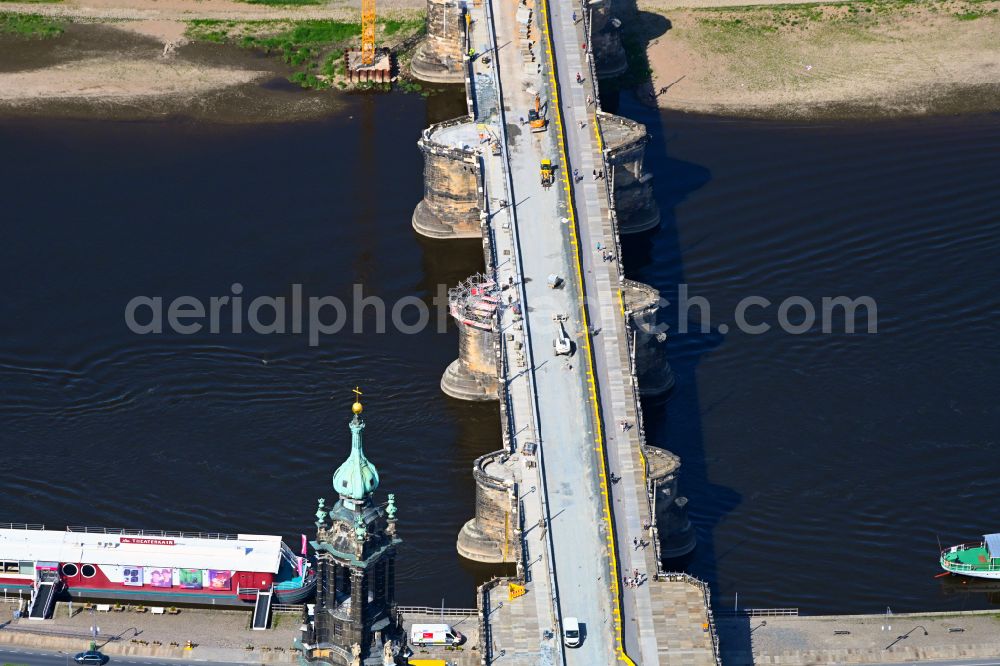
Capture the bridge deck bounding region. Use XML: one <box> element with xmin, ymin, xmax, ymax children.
<box><xmin>465</xmin><ymin>0</ymin><xmax>719</xmax><ymax>660</ymax></box>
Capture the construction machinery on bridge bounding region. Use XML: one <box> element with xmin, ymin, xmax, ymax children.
<box><xmin>528</xmin><ymin>92</ymin><xmax>548</xmax><ymax>133</ymax></box>
<box><xmin>540</xmin><ymin>159</ymin><xmax>554</xmax><ymax>188</ymax></box>
<box><xmin>553</xmin><ymin>314</ymin><xmax>574</xmax><ymax>356</ymax></box>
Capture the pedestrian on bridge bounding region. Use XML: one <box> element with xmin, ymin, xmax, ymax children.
<box><xmin>572</xmin><ymin>10</ymin><xmax>577</xmax><ymax>22</ymax></box>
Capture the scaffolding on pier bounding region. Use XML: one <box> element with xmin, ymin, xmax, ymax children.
<box><xmin>449</xmin><ymin>273</ymin><xmax>499</xmax><ymax>331</ymax></box>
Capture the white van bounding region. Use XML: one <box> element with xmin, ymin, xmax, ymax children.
<box><xmin>410</xmin><ymin>623</ymin><xmax>464</xmax><ymax>647</ymax></box>
<box><xmin>563</xmin><ymin>616</ymin><xmax>581</xmax><ymax>647</ymax></box>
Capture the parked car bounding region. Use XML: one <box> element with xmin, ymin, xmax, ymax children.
<box><xmin>74</xmin><ymin>651</ymin><xmax>109</xmax><ymax>665</ymax></box>
<box><xmin>563</xmin><ymin>617</ymin><xmax>582</xmax><ymax>647</ymax></box>
<box><xmin>410</xmin><ymin>623</ymin><xmax>464</xmax><ymax>647</ymax></box>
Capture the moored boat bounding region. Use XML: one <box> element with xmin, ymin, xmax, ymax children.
<box><xmin>940</xmin><ymin>533</ymin><xmax>1000</xmax><ymax>579</ymax></box>
<box><xmin>0</xmin><ymin>524</ymin><xmax>316</xmax><ymax>611</ymax></box>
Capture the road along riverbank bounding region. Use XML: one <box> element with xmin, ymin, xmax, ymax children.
<box><xmin>718</xmin><ymin>609</ymin><xmax>1000</xmax><ymax>665</ymax></box>
<box><xmin>0</xmin><ymin>601</ymin><xmax>298</xmax><ymax>663</ymax></box>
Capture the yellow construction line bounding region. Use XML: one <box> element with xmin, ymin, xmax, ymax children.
<box><xmin>535</xmin><ymin>0</ymin><xmax>634</xmax><ymax>663</ymax></box>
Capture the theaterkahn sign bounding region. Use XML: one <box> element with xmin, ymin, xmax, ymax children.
<box><xmin>120</xmin><ymin>537</ymin><xmax>176</xmax><ymax>546</ymax></box>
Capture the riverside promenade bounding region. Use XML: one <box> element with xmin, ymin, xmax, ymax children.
<box><xmin>0</xmin><ymin>600</ymin><xmax>299</xmax><ymax>662</ymax></box>
<box><xmin>0</xmin><ymin>601</ymin><xmax>482</xmax><ymax>665</ymax></box>
<box><xmin>718</xmin><ymin>610</ymin><xmax>1000</xmax><ymax>665</ymax></box>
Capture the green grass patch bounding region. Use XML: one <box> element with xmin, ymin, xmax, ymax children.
<box><xmin>954</xmin><ymin>9</ymin><xmax>991</xmax><ymax>18</ymax></box>
<box><xmin>0</xmin><ymin>12</ymin><xmax>64</xmax><ymax>37</ymax></box>
<box><xmin>698</xmin><ymin>16</ymin><xmax>780</xmax><ymax>36</ymax></box>
<box><xmin>286</xmin><ymin>19</ymin><xmax>360</xmax><ymax>44</ymax></box>
<box><xmin>186</xmin><ymin>18</ymin><xmax>233</xmax><ymax>41</ymax></box>
<box><xmin>321</xmin><ymin>49</ymin><xmax>345</xmax><ymax>76</ymax></box>
<box><xmin>186</xmin><ymin>12</ymin><xmax>424</xmax><ymax>91</ymax></box>
<box><xmin>200</xmin><ymin>29</ymin><xmax>230</xmax><ymax>42</ymax></box>
<box><xmin>381</xmin><ymin>16</ymin><xmax>423</xmax><ymax>35</ymax></box>
<box><xmin>189</xmin><ymin>18</ymin><xmax>357</xmax><ymax>50</ymax></box>
<box><xmin>290</xmin><ymin>70</ymin><xmax>329</xmax><ymax>88</ymax></box>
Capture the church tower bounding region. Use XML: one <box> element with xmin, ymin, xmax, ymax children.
<box><xmin>298</xmin><ymin>390</ymin><xmax>402</xmax><ymax>666</ymax></box>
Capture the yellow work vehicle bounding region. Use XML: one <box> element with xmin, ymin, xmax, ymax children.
<box><xmin>540</xmin><ymin>159</ymin><xmax>554</xmax><ymax>188</ymax></box>
<box><xmin>528</xmin><ymin>93</ymin><xmax>547</xmax><ymax>133</ymax></box>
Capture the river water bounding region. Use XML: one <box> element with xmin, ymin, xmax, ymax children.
<box><xmin>1</xmin><ymin>91</ymin><xmax>998</xmax><ymax>613</ymax></box>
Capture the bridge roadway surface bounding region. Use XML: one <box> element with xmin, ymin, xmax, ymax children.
<box><xmin>465</xmin><ymin>0</ymin><xmax>717</xmax><ymax>663</ymax></box>
<box><xmin>469</xmin><ymin>0</ymin><xmax>614</xmax><ymax>661</ymax></box>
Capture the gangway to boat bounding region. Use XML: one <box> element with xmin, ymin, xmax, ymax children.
<box><xmin>28</xmin><ymin>581</ymin><xmax>57</xmax><ymax>620</ymax></box>
<box><xmin>252</xmin><ymin>590</ymin><xmax>273</xmax><ymax>630</ymax></box>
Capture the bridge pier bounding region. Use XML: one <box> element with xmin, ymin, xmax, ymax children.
<box><xmin>457</xmin><ymin>450</ymin><xmax>519</xmax><ymax>563</ymax></box>
<box><xmin>601</xmin><ymin>112</ymin><xmax>661</xmax><ymax>234</ymax></box>
<box><xmin>644</xmin><ymin>446</ymin><xmax>697</xmax><ymax>559</ymax></box>
<box><xmin>442</xmin><ymin>274</ymin><xmax>500</xmax><ymax>401</ymax></box>
<box><xmin>623</xmin><ymin>279</ymin><xmax>675</xmax><ymax>399</ymax></box>
<box><xmin>413</xmin><ymin>119</ymin><xmax>484</xmax><ymax>239</ymax></box>
<box><xmin>590</xmin><ymin>0</ymin><xmax>628</xmax><ymax>79</ymax></box>
<box><xmin>410</xmin><ymin>0</ymin><xmax>466</xmax><ymax>83</ymax></box>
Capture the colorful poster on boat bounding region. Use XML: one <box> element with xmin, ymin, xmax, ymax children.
<box><xmin>122</xmin><ymin>566</ymin><xmax>143</xmax><ymax>586</ymax></box>
<box><xmin>145</xmin><ymin>567</ymin><xmax>173</xmax><ymax>587</ymax></box>
<box><xmin>178</xmin><ymin>568</ymin><xmax>202</xmax><ymax>589</ymax></box>
<box><xmin>208</xmin><ymin>570</ymin><xmax>231</xmax><ymax>590</ymax></box>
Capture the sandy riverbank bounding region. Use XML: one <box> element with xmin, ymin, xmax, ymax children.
<box><xmin>633</xmin><ymin>0</ymin><xmax>1000</xmax><ymax>117</ymax></box>
<box><xmin>0</xmin><ymin>55</ymin><xmax>265</xmax><ymax>102</ymax></box>
<box><xmin>0</xmin><ymin>22</ymin><xmax>310</xmax><ymax>119</ymax></box>
<box><xmin>0</xmin><ymin>2</ymin><xmax>427</xmax><ymax>120</ymax></box>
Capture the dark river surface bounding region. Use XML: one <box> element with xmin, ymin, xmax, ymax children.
<box><xmin>1</xmin><ymin>90</ymin><xmax>998</xmax><ymax>614</ymax></box>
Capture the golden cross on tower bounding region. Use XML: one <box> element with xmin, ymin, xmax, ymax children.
<box><xmin>351</xmin><ymin>386</ymin><xmax>363</xmax><ymax>414</ymax></box>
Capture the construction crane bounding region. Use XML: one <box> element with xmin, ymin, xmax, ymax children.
<box><xmin>361</xmin><ymin>0</ymin><xmax>376</xmax><ymax>65</ymax></box>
